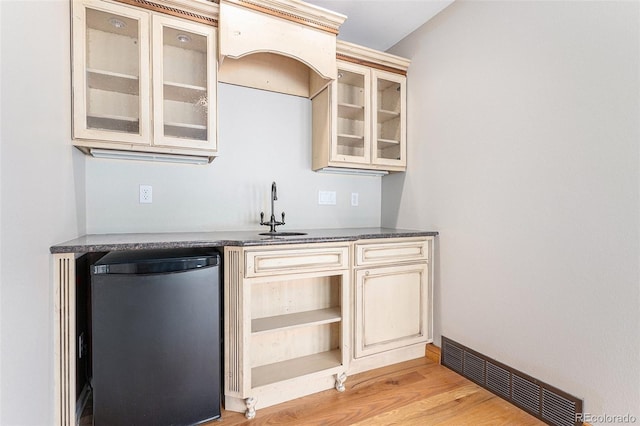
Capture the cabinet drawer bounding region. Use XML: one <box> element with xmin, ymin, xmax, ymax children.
<box><xmin>245</xmin><ymin>246</ymin><xmax>349</xmax><ymax>278</ymax></box>
<box><xmin>355</xmin><ymin>239</ymin><xmax>428</xmax><ymax>266</ymax></box>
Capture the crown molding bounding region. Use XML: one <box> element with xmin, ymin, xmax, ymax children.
<box><xmin>337</xmin><ymin>40</ymin><xmax>410</xmax><ymax>75</ymax></box>
<box><xmin>221</xmin><ymin>0</ymin><xmax>346</xmax><ymax>34</ymax></box>
<box><xmin>114</xmin><ymin>0</ymin><xmax>219</xmax><ymax>26</ymax></box>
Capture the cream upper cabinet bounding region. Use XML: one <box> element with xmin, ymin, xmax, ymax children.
<box><xmin>312</xmin><ymin>42</ymin><xmax>409</xmax><ymax>174</ymax></box>
<box><xmin>71</xmin><ymin>0</ymin><xmax>217</xmax><ymax>161</ymax></box>
<box><xmin>332</xmin><ymin>61</ymin><xmax>372</xmax><ymax>165</ymax></box>
<box><xmin>72</xmin><ymin>1</ymin><xmax>150</xmax><ymax>145</ymax></box>
<box><xmin>372</xmin><ymin>69</ymin><xmax>407</xmax><ymax>168</ymax></box>
<box><xmin>152</xmin><ymin>15</ymin><xmax>216</xmax><ymax>150</ymax></box>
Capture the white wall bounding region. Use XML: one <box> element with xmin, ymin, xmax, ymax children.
<box><xmin>383</xmin><ymin>0</ymin><xmax>640</xmax><ymax>418</ymax></box>
<box><xmin>85</xmin><ymin>83</ymin><xmax>381</xmax><ymax>233</ymax></box>
<box><xmin>0</xmin><ymin>1</ymin><xmax>86</xmax><ymax>424</ymax></box>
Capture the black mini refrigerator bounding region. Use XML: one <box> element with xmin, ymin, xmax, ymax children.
<box><xmin>91</xmin><ymin>248</ymin><xmax>221</xmax><ymax>426</ymax></box>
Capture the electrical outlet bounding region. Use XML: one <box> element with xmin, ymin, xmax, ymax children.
<box><xmin>139</xmin><ymin>185</ymin><xmax>152</xmax><ymax>204</ymax></box>
<box><xmin>351</xmin><ymin>193</ymin><xmax>359</xmax><ymax>206</ymax></box>
<box><xmin>318</xmin><ymin>190</ymin><xmax>336</xmax><ymax>205</ymax></box>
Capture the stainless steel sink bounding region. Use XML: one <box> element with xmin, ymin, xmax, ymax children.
<box><xmin>259</xmin><ymin>232</ymin><xmax>308</xmax><ymax>237</ymax></box>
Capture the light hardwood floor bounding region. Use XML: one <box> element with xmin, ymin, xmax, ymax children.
<box><xmin>212</xmin><ymin>357</ymin><xmax>545</xmax><ymax>425</ymax></box>
<box><xmin>80</xmin><ymin>355</ymin><xmax>545</xmax><ymax>425</ymax></box>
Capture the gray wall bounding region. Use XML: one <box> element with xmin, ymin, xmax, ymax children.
<box><xmin>0</xmin><ymin>1</ymin><xmax>381</xmax><ymax>424</ymax></box>
<box><xmin>383</xmin><ymin>0</ymin><xmax>639</xmax><ymax>417</ymax></box>
<box><xmin>1</xmin><ymin>1</ymin><xmax>86</xmax><ymax>424</ymax></box>
<box><xmin>85</xmin><ymin>83</ymin><xmax>382</xmax><ymax>233</ymax></box>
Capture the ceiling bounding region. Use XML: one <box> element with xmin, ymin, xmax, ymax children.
<box><xmin>306</xmin><ymin>0</ymin><xmax>455</xmax><ymax>51</ymax></box>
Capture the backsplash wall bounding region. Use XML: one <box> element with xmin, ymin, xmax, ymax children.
<box><xmin>85</xmin><ymin>83</ymin><xmax>382</xmax><ymax>233</ymax></box>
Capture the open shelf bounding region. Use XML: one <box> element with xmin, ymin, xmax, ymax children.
<box><xmin>338</xmin><ymin>103</ymin><xmax>364</xmax><ymax>120</ymax></box>
<box><xmin>252</xmin><ymin>308</ymin><xmax>341</xmax><ymax>334</ymax></box>
<box><xmin>377</xmin><ymin>109</ymin><xmax>400</xmax><ymax>123</ymax></box>
<box><xmin>164</xmin><ymin>81</ymin><xmax>206</xmax><ymax>103</ymax></box>
<box><xmin>87</xmin><ymin>69</ymin><xmax>139</xmax><ymax>95</ymax></box>
<box><xmin>252</xmin><ymin>350</ymin><xmax>342</xmax><ymax>388</ymax></box>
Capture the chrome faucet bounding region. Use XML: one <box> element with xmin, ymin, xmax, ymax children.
<box><xmin>260</xmin><ymin>181</ymin><xmax>285</xmax><ymax>233</ymax></box>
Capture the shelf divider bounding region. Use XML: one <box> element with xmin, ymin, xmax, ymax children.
<box><xmin>252</xmin><ymin>307</ymin><xmax>341</xmax><ymax>334</ymax></box>
<box><xmin>377</xmin><ymin>109</ymin><xmax>400</xmax><ymax>123</ymax></box>
<box><xmin>377</xmin><ymin>138</ymin><xmax>400</xmax><ymax>148</ymax></box>
<box><xmin>163</xmin><ymin>81</ymin><xmax>207</xmax><ymax>103</ymax></box>
<box><xmin>87</xmin><ymin>68</ymin><xmax>139</xmax><ymax>95</ymax></box>
<box><xmin>338</xmin><ymin>103</ymin><xmax>365</xmax><ymax>120</ymax></box>
<box><xmin>252</xmin><ymin>350</ymin><xmax>342</xmax><ymax>388</ymax></box>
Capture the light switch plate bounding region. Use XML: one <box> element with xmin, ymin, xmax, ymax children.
<box><xmin>351</xmin><ymin>193</ymin><xmax>359</xmax><ymax>206</ymax></box>
<box><xmin>318</xmin><ymin>190</ymin><xmax>336</xmax><ymax>205</ymax></box>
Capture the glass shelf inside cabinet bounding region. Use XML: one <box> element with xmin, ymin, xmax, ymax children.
<box><xmin>338</xmin><ymin>103</ymin><xmax>364</xmax><ymax>120</ymax></box>
<box><xmin>85</xmin><ymin>8</ymin><xmax>141</xmax><ymax>134</ymax></box>
<box><xmin>337</xmin><ymin>133</ymin><xmax>365</xmax><ymax>147</ymax></box>
<box><xmin>161</xmin><ymin>26</ymin><xmax>208</xmax><ymax>141</ymax></box>
<box><xmin>377</xmin><ymin>109</ymin><xmax>400</xmax><ymax>123</ymax></box>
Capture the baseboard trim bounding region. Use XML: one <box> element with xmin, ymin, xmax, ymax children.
<box><xmin>425</xmin><ymin>343</ymin><xmax>441</xmax><ymax>364</ymax></box>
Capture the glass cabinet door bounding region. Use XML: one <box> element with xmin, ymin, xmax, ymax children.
<box><xmin>372</xmin><ymin>70</ymin><xmax>406</xmax><ymax>167</ymax></box>
<box><xmin>332</xmin><ymin>62</ymin><xmax>370</xmax><ymax>164</ymax></box>
<box><xmin>72</xmin><ymin>0</ymin><xmax>150</xmax><ymax>143</ymax></box>
<box><xmin>152</xmin><ymin>15</ymin><xmax>217</xmax><ymax>151</ymax></box>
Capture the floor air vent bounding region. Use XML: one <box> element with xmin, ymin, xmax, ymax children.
<box><xmin>441</xmin><ymin>336</ymin><xmax>583</xmax><ymax>426</ymax></box>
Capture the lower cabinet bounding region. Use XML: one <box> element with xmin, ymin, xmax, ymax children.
<box><xmin>223</xmin><ymin>237</ymin><xmax>433</xmax><ymax>418</ymax></box>
<box><xmin>223</xmin><ymin>243</ymin><xmax>350</xmax><ymax>419</ymax></box>
<box><xmin>350</xmin><ymin>237</ymin><xmax>433</xmax><ymax>372</ymax></box>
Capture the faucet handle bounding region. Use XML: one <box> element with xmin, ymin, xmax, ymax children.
<box><xmin>281</xmin><ymin>212</ymin><xmax>285</xmax><ymax>225</ymax></box>
<box><xmin>260</xmin><ymin>211</ymin><xmax>265</xmax><ymax>225</ymax></box>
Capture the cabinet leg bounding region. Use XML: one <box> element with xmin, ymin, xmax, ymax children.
<box><xmin>244</xmin><ymin>397</ymin><xmax>257</xmax><ymax>419</ymax></box>
<box><xmin>335</xmin><ymin>372</ymin><xmax>347</xmax><ymax>392</ymax></box>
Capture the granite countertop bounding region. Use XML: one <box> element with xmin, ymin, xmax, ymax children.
<box><xmin>50</xmin><ymin>228</ymin><xmax>438</xmax><ymax>254</ymax></box>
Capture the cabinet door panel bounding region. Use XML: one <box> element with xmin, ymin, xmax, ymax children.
<box><xmin>152</xmin><ymin>15</ymin><xmax>217</xmax><ymax>150</ymax></box>
<box><xmin>371</xmin><ymin>69</ymin><xmax>406</xmax><ymax>167</ymax></box>
<box><xmin>355</xmin><ymin>263</ymin><xmax>429</xmax><ymax>358</ymax></box>
<box><xmin>331</xmin><ymin>61</ymin><xmax>371</xmax><ymax>164</ymax></box>
<box><xmin>72</xmin><ymin>0</ymin><xmax>150</xmax><ymax>144</ymax></box>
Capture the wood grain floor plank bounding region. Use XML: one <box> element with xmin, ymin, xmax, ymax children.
<box><xmin>348</xmin><ymin>383</ymin><xmax>482</xmax><ymax>426</ymax></box>
<box><xmin>211</xmin><ymin>358</ymin><xmax>545</xmax><ymax>426</ymax></box>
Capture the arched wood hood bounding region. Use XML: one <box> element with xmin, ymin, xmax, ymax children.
<box><xmin>218</xmin><ymin>0</ymin><xmax>347</xmax><ymax>98</ymax></box>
